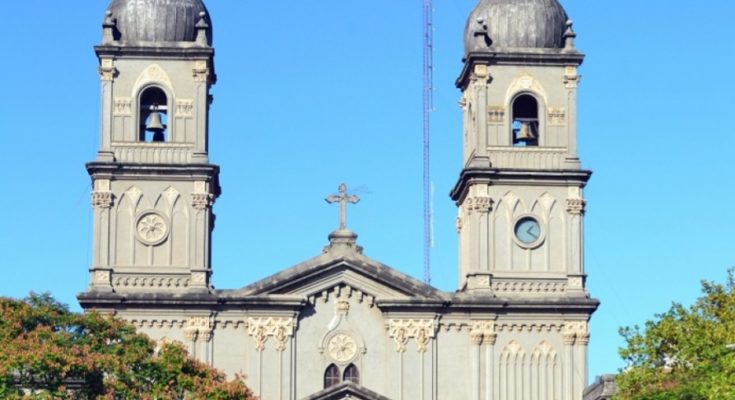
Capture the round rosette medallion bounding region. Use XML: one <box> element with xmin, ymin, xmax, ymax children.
<box><xmin>135</xmin><ymin>211</ymin><xmax>169</xmax><ymax>246</ymax></box>
<box><xmin>327</xmin><ymin>333</ymin><xmax>358</xmax><ymax>363</ymax></box>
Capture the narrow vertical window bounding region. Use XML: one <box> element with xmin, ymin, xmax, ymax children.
<box><xmin>511</xmin><ymin>94</ymin><xmax>539</xmax><ymax>147</ymax></box>
<box><xmin>324</xmin><ymin>364</ymin><xmax>340</xmax><ymax>388</ymax></box>
<box><xmin>139</xmin><ymin>87</ymin><xmax>169</xmax><ymax>142</ymax></box>
<box><xmin>343</xmin><ymin>364</ymin><xmax>360</xmax><ymax>384</ymax></box>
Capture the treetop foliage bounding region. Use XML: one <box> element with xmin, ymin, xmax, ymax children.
<box><xmin>615</xmin><ymin>270</ymin><xmax>735</xmax><ymax>399</ymax></box>
<box><xmin>0</xmin><ymin>293</ymin><xmax>256</xmax><ymax>399</ymax></box>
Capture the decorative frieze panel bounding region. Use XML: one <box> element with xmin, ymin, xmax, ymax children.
<box><xmin>387</xmin><ymin>319</ymin><xmax>435</xmax><ymax>353</ymax></box>
<box><xmin>492</xmin><ymin>280</ymin><xmax>567</xmax><ymax>294</ymax></box>
<box><xmin>495</xmin><ymin>322</ymin><xmax>565</xmax><ymax>333</ymax></box>
<box><xmin>112</xmin><ymin>274</ymin><xmax>190</xmax><ymax>289</ymax></box>
<box><xmin>113</xmin><ymin>97</ymin><xmax>133</xmax><ymax>116</ymax></box>
<box><xmin>247</xmin><ymin>317</ymin><xmax>294</xmax><ymax>352</ymax></box>
<box><xmin>487</xmin><ymin>146</ymin><xmax>567</xmax><ymax>169</ymax></box>
<box><xmin>487</xmin><ymin>106</ymin><xmax>505</xmax><ymax>124</ymax></box>
<box><xmin>111</xmin><ymin>142</ymin><xmax>194</xmax><ymax>164</ymax></box>
<box><xmin>548</xmin><ymin>107</ymin><xmax>566</xmax><ymax>125</ymax></box>
<box><xmin>175</xmin><ymin>99</ymin><xmax>195</xmax><ymax>118</ymax></box>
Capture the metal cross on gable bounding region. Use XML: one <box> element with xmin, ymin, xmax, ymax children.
<box><xmin>325</xmin><ymin>183</ymin><xmax>360</xmax><ymax>231</ymax></box>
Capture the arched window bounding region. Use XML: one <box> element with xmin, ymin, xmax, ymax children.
<box><xmin>511</xmin><ymin>94</ymin><xmax>539</xmax><ymax>147</ymax></box>
<box><xmin>324</xmin><ymin>364</ymin><xmax>340</xmax><ymax>388</ymax></box>
<box><xmin>139</xmin><ymin>86</ymin><xmax>169</xmax><ymax>142</ymax></box>
<box><xmin>343</xmin><ymin>364</ymin><xmax>360</xmax><ymax>384</ymax></box>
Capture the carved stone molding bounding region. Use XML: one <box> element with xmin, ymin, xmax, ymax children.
<box><xmin>548</xmin><ymin>107</ymin><xmax>566</xmax><ymax>125</ymax></box>
<box><xmin>247</xmin><ymin>317</ymin><xmax>294</xmax><ymax>352</ymax></box>
<box><xmin>191</xmin><ymin>193</ymin><xmax>214</xmax><ymax>210</ymax></box>
<box><xmin>175</xmin><ymin>99</ymin><xmax>194</xmax><ymax>118</ymax></box>
<box><xmin>496</xmin><ymin>322</ymin><xmax>564</xmax><ymax>334</ymax></box>
<box><xmin>93</xmin><ymin>270</ymin><xmax>111</xmax><ymax>285</ymax></box>
<box><xmin>91</xmin><ymin>191</ymin><xmax>113</xmax><ymax>209</ymax></box>
<box><xmin>387</xmin><ymin>319</ymin><xmax>436</xmax><ymax>353</ymax></box>
<box><xmin>327</xmin><ymin>333</ymin><xmax>358</xmax><ymax>363</ymax></box>
<box><xmin>113</xmin><ymin>97</ymin><xmax>133</xmax><ymax>116</ymax></box>
<box><xmin>470</xmin><ymin>64</ymin><xmax>491</xmax><ymax>84</ymax></box>
<box><xmin>563</xmin><ymin>320</ymin><xmax>589</xmax><ymax>345</ymax></box>
<box><xmin>564</xmin><ymin>66</ymin><xmax>581</xmax><ymax>89</ymax></box>
<box><xmin>185</xmin><ymin>316</ymin><xmax>213</xmax><ymax>342</ymax></box>
<box><xmin>456</xmin><ymin>216</ymin><xmax>463</xmax><ymax>234</ymax></box>
<box><xmin>566</xmin><ymin>198</ymin><xmax>586</xmax><ymax>215</ymax></box>
<box><xmin>98</xmin><ymin>59</ymin><xmax>118</xmax><ymax>81</ymax></box>
<box><xmin>193</xmin><ymin>60</ymin><xmax>211</xmax><ymax>83</ymax></box>
<box><xmin>135</xmin><ymin>211</ymin><xmax>169</xmax><ymax>246</ymax></box>
<box><xmin>492</xmin><ymin>280</ymin><xmax>567</xmax><ymax>294</ymax></box>
<box><xmin>307</xmin><ymin>284</ymin><xmax>375</xmax><ymax>309</ymax></box>
<box><xmin>469</xmin><ymin>320</ymin><xmax>496</xmax><ymax>346</ymax></box>
<box><xmin>113</xmin><ymin>275</ymin><xmax>190</xmax><ymax>289</ymax></box>
<box><xmin>487</xmin><ymin>106</ymin><xmax>505</xmax><ymax>124</ymax></box>
<box><xmin>466</xmin><ymin>196</ymin><xmax>493</xmax><ymax>214</ymax></box>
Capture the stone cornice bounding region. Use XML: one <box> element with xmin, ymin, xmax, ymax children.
<box><xmin>86</xmin><ymin>162</ymin><xmax>221</xmax><ymax>196</ymax></box>
<box><xmin>456</xmin><ymin>51</ymin><xmax>585</xmax><ymax>89</ymax></box>
<box><xmin>450</xmin><ymin>168</ymin><xmax>592</xmax><ymax>204</ymax></box>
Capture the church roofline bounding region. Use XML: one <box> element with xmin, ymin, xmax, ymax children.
<box><xmin>234</xmin><ymin>250</ymin><xmax>446</xmax><ymax>300</ymax></box>
<box><xmin>302</xmin><ymin>381</ymin><xmax>392</xmax><ymax>400</ymax></box>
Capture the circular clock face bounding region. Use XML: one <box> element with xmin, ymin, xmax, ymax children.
<box><xmin>514</xmin><ymin>217</ymin><xmax>541</xmax><ymax>245</ymax></box>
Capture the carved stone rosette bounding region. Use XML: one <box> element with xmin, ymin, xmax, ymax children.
<box><xmin>247</xmin><ymin>317</ymin><xmax>294</xmax><ymax>352</ymax></box>
<box><xmin>469</xmin><ymin>320</ymin><xmax>497</xmax><ymax>346</ymax></box>
<box><xmin>387</xmin><ymin>319</ymin><xmax>435</xmax><ymax>353</ymax></box>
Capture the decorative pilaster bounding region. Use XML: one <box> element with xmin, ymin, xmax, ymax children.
<box><xmin>564</xmin><ymin>321</ymin><xmax>589</xmax><ymax>399</ymax></box>
<box><xmin>192</xmin><ymin>60</ymin><xmax>211</xmax><ymax>83</ymax></box>
<box><xmin>469</xmin><ymin>64</ymin><xmax>491</xmax><ymax>167</ymax></box>
<box><xmin>247</xmin><ymin>317</ymin><xmax>295</xmax><ymax>352</ymax></box>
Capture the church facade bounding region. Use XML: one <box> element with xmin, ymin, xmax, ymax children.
<box><xmin>78</xmin><ymin>1</ymin><xmax>599</xmax><ymax>399</ymax></box>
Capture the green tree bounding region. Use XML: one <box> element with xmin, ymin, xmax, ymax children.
<box><xmin>615</xmin><ymin>271</ymin><xmax>735</xmax><ymax>400</ymax></box>
<box><xmin>0</xmin><ymin>293</ymin><xmax>256</xmax><ymax>399</ymax></box>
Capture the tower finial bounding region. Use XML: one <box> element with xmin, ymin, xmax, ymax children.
<box><xmin>195</xmin><ymin>11</ymin><xmax>210</xmax><ymax>46</ymax></box>
<box><xmin>563</xmin><ymin>20</ymin><xmax>577</xmax><ymax>52</ymax></box>
<box><xmin>102</xmin><ymin>10</ymin><xmax>117</xmax><ymax>44</ymax></box>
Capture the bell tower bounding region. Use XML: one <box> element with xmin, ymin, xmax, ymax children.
<box><xmin>86</xmin><ymin>0</ymin><xmax>219</xmax><ymax>293</ymax></box>
<box><xmin>452</xmin><ymin>0</ymin><xmax>590</xmax><ymax>298</ymax></box>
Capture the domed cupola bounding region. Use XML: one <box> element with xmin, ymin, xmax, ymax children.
<box><xmin>104</xmin><ymin>0</ymin><xmax>212</xmax><ymax>45</ymax></box>
<box><xmin>464</xmin><ymin>0</ymin><xmax>570</xmax><ymax>54</ymax></box>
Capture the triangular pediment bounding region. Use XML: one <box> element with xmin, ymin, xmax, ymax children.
<box><xmin>232</xmin><ymin>247</ymin><xmax>445</xmax><ymax>303</ymax></box>
<box><xmin>302</xmin><ymin>382</ymin><xmax>392</xmax><ymax>400</ymax></box>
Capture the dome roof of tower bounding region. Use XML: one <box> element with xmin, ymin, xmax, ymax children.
<box><xmin>464</xmin><ymin>0</ymin><xmax>569</xmax><ymax>53</ymax></box>
<box><xmin>105</xmin><ymin>0</ymin><xmax>212</xmax><ymax>45</ymax></box>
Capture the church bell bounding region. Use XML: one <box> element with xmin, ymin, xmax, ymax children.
<box><xmin>514</xmin><ymin>120</ymin><xmax>538</xmax><ymax>144</ymax></box>
<box><xmin>145</xmin><ymin>111</ymin><xmax>166</xmax><ymax>142</ymax></box>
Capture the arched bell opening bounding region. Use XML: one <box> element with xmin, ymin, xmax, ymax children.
<box><xmin>138</xmin><ymin>86</ymin><xmax>169</xmax><ymax>142</ymax></box>
<box><xmin>511</xmin><ymin>94</ymin><xmax>540</xmax><ymax>147</ymax></box>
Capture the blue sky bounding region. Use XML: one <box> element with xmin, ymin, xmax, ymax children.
<box><xmin>0</xmin><ymin>0</ymin><xmax>734</xmax><ymax>383</ymax></box>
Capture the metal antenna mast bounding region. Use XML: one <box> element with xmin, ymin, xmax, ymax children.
<box><xmin>422</xmin><ymin>0</ymin><xmax>434</xmax><ymax>284</ymax></box>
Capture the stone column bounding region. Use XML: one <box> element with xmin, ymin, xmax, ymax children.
<box><xmin>564</xmin><ymin>66</ymin><xmax>581</xmax><ymax>166</ymax></box>
<box><xmin>97</xmin><ymin>58</ymin><xmax>117</xmax><ymax>162</ymax></box>
<box><xmin>90</xmin><ymin>179</ymin><xmax>113</xmax><ymax>292</ymax></box>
